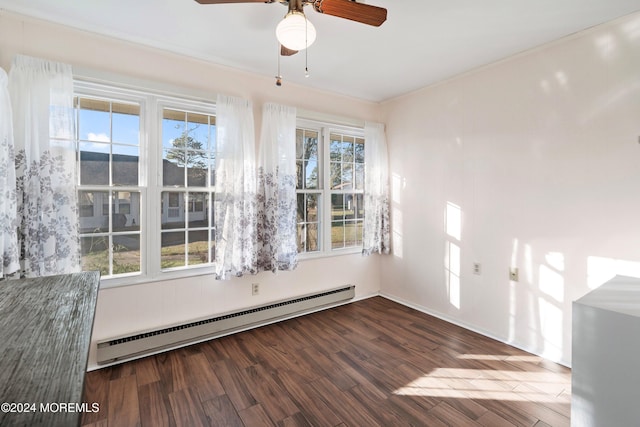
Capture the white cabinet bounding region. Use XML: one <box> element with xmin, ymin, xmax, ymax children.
<box><xmin>572</xmin><ymin>275</ymin><xmax>640</xmax><ymax>427</ymax></box>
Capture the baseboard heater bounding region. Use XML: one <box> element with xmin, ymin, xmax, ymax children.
<box><xmin>96</xmin><ymin>285</ymin><xmax>355</xmax><ymax>365</ymax></box>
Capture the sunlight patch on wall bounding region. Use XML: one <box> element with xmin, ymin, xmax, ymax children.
<box><xmin>524</xmin><ymin>243</ymin><xmax>534</xmax><ymax>284</ymax></box>
<box><xmin>510</xmin><ymin>238</ymin><xmax>519</xmax><ymax>269</ymax></box>
<box><xmin>445</xmin><ymin>242</ymin><xmax>461</xmax><ymax>309</ymax></box>
<box><xmin>445</xmin><ymin>202</ymin><xmax>462</xmax><ymax>309</ymax></box>
<box><xmin>539</xmin><ymin>252</ymin><xmax>565</xmax><ymax>303</ymax></box>
<box><xmin>445</xmin><ymin>202</ymin><xmax>462</xmax><ymax>241</ymax></box>
<box><xmin>392</xmin><ymin>207</ymin><xmax>403</xmax><ymax>259</ymax></box>
<box><xmin>538</xmin><ymin>298</ymin><xmax>563</xmax><ymax>361</ymax></box>
<box><xmin>391</xmin><ymin>173</ymin><xmax>403</xmax><ymax>204</ymax></box>
<box><xmin>587</xmin><ymin>256</ymin><xmax>640</xmax><ymax>289</ymax></box>
<box><xmin>391</xmin><ymin>173</ymin><xmax>405</xmax><ymax>259</ymax></box>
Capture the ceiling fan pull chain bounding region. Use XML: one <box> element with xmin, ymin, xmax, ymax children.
<box><xmin>276</xmin><ymin>43</ymin><xmax>283</xmax><ymax>86</ymax></box>
<box><xmin>305</xmin><ymin>13</ymin><xmax>310</xmax><ymax>78</ymax></box>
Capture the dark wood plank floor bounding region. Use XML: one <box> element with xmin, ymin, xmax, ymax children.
<box><xmin>81</xmin><ymin>296</ymin><xmax>571</xmax><ymax>427</ymax></box>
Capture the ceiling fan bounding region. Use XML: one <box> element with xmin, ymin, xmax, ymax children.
<box><xmin>194</xmin><ymin>0</ymin><xmax>387</xmax><ymax>56</ymax></box>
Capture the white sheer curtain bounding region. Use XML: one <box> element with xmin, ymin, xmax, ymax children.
<box><xmin>9</xmin><ymin>55</ymin><xmax>80</xmax><ymax>277</ymax></box>
<box><xmin>0</xmin><ymin>67</ymin><xmax>19</xmax><ymax>278</ymax></box>
<box><xmin>256</xmin><ymin>103</ymin><xmax>298</xmax><ymax>272</ymax></box>
<box><xmin>363</xmin><ymin>121</ymin><xmax>391</xmax><ymax>255</ymax></box>
<box><xmin>214</xmin><ymin>94</ymin><xmax>258</xmax><ymax>279</ymax></box>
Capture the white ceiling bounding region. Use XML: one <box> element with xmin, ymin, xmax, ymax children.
<box><xmin>2</xmin><ymin>0</ymin><xmax>640</xmax><ymax>101</ymax></box>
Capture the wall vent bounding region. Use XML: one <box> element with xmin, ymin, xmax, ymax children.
<box><xmin>97</xmin><ymin>285</ymin><xmax>355</xmax><ymax>365</ymax></box>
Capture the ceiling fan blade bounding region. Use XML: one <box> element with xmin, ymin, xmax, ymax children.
<box><xmin>194</xmin><ymin>0</ymin><xmax>271</xmax><ymax>4</ymax></box>
<box><xmin>281</xmin><ymin>45</ymin><xmax>299</xmax><ymax>56</ymax></box>
<box><xmin>313</xmin><ymin>0</ymin><xmax>387</xmax><ymax>27</ymax></box>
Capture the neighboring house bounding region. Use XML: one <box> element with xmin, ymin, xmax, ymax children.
<box><xmin>79</xmin><ymin>151</ymin><xmax>207</xmax><ymax>233</ymax></box>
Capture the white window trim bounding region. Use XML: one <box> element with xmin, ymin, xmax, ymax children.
<box><xmin>296</xmin><ymin>119</ymin><xmax>365</xmax><ymax>260</ymax></box>
<box><xmin>74</xmin><ymin>78</ymin><xmax>365</xmax><ymax>289</ymax></box>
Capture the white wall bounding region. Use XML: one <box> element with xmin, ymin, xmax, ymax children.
<box><xmin>0</xmin><ymin>11</ymin><xmax>381</xmax><ymax>370</ymax></box>
<box><xmin>380</xmin><ymin>12</ymin><xmax>640</xmax><ymax>366</ymax></box>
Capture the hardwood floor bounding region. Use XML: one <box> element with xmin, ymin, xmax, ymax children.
<box><xmin>81</xmin><ymin>297</ymin><xmax>571</xmax><ymax>427</ymax></box>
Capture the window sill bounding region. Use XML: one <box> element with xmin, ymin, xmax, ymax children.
<box><xmin>97</xmin><ymin>248</ymin><xmax>363</xmax><ymax>289</ymax></box>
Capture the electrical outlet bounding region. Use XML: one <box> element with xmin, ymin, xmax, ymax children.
<box><xmin>509</xmin><ymin>267</ymin><xmax>519</xmax><ymax>282</ymax></box>
<box><xmin>252</xmin><ymin>283</ymin><xmax>260</xmax><ymax>296</ymax></box>
<box><xmin>473</xmin><ymin>262</ymin><xmax>481</xmax><ymax>275</ymax></box>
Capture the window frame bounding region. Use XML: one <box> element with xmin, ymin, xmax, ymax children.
<box><xmin>75</xmin><ymin>83</ymin><xmax>148</xmax><ymax>284</ymax></box>
<box><xmin>75</xmin><ymin>81</ymin><xmax>220</xmax><ymax>288</ymax></box>
<box><xmin>296</xmin><ymin>118</ymin><xmax>365</xmax><ymax>260</ymax></box>
<box><xmin>74</xmin><ymin>79</ymin><xmax>364</xmax><ymax>288</ymax></box>
<box><xmin>157</xmin><ymin>100</ymin><xmax>217</xmax><ymax>274</ymax></box>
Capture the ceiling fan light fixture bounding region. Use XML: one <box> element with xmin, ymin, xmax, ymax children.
<box><xmin>276</xmin><ymin>11</ymin><xmax>316</xmax><ymax>51</ymax></box>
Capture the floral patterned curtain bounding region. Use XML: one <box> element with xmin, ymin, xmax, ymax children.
<box><xmin>8</xmin><ymin>55</ymin><xmax>80</xmax><ymax>277</ymax></box>
<box><xmin>0</xmin><ymin>67</ymin><xmax>19</xmax><ymax>278</ymax></box>
<box><xmin>214</xmin><ymin>94</ymin><xmax>258</xmax><ymax>279</ymax></box>
<box><xmin>256</xmin><ymin>103</ymin><xmax>298</xmax><ymax>272</ymax></box>
<box><xmin>362</xmin><ymin>121</ymin><xmax>391</xmax><ymax>255</ymax></box>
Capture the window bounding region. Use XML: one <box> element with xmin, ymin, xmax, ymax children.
<box><xmin>296</xmin><ymin>122</ymin><xmax>365</xmax><ymax>255</ymax></box>
<box><xmin>160</xmin><ymin>108</ymin><xmax>216</xmax><ymax>270</ymax></box>
<box><xmin>75</xmin><ymin>83</ymin><xmax>217</xmax><ymax>282</ymax></box>
<box><xmin>76</xmin><ymin>96</ymin><xmax>142</xmax><ymax>277</ymax></box>
<box><xmin>75</xmin><ymin>80</ymin><xmax>363</xmax><ymax>285</ymax></box>
<box><xmin>296</xmin><ymin>128</ymin><xmax>320</xmax><ymax>253</ymax></box>
<box><xmin>329</xmin><ymin>132</ymin><xmax>365</xmax><ymax>250</ymax></box>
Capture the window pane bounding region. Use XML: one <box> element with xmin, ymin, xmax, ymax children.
<box><xmin>306</xmin><ymin>193</ymin><xmax>318</xmax><ymax>222</ymax></box>
<box><xmin>80</xmin><ymin>142</ymin><xmax>110</xmax><ymax>185</ymax></box>
<box><xmin>305</xmin><ymin>159</ymin><xmax>318</xmax><ymax>189</ymax></box>
<box><xmin>210</xmin><ymin>229</ymin><xmax>216</xmax><ymax>263</ymax></box>
<box><xmin>187</xmin><ymin>113</ymin><xmax>210</xmax><ymax>150</ymax></box>
<box><xmin>344</xmin><ymin>221</ymin><xmax>358</xmax><ymax>247</ymax></box>
<box><xmin>342</xmin><ymin>164</ymin><xmax>353</xmax><ymax>189</ymax></box>
<box><xmin>161</xmin><ymin>232</ymin><xmax>186</xmax><ymax>269</ymax></box>
<box><xmin>78</xmin><ymin>98</ymin><xmax>110</xmax><ymax>142</ymax></box>
<box><xmin>296</xmin><ymin>129</ymin><xmax>304</xmax><ymax>159</ymax></box>
<box><xmin>163</xmin><ymin>109</ymin><xmax>186</xmax><ymax>149</ymax></box>
<box><xmin>187</xmin><ymin>150</ymin><xmax>208</xmax><ymax>187</ymax></box>
<box><xmin>80</xmin><ymin>235</ymin><xmax>109</xmax><ymax>276</ymax></box>
<box><xmin>331</xmin><ymin>221</ymin><xmax>345</xmax><ymax>249</ymax></box>
<box><xmin>342</xmin><ymin>136</ymin><xmax>355</xmax><ymax>161</ymax></box>
<box><xmin>355</xmin><ymin>163</ymin><xmax>364</xmax><ymax>190</ymax></box>
<box><xmin>296</xmin><ymin>160</ymin><xmax>305</xmax><ymax>189</ymax></box>
<box><xmin>188</xmin><ymin>192</ymin><xmax>210</xmax><ymax>227</ymax></box>
<box><xmin>79</xmin><ymin>192</ymin><xmax>95</xmax><ymax>218</ymax></box>
<box><xmin>355</xmin><ymin>140</ymin><xmax>365</xmax><ymax>163</ymax></box>
<box><xmin>304</xmin><ymin>131</ymin><xmax>318</xmax><ymax>160</ymax></box>
<box><xmin>113</xmin><ymin>234</ymin><xmax>140</xmax><ymax>274</ymax></box>
<box><xmin>305</xmin><ymin>223</ymin><xmax>319</xmax><ymax>252</ymax></box>
<box><xmin>112</xmin><ymin>103</ymin><xmax>140</xmax><ymax>145</ymax></box>
<box><xmin>330</xmin><ymin>136</ymin><xmax>341</xmax><ymax>162</ymax></box>
<box><xmin>331</xmin><ymin>194</ymin><xmax>345</xmax><ymax>221</ymax></box>
<box><xmin>330</xmin><ymin>162</ymin><xmax>341</xmax><ymax>189</ymax></box>
<box><xmin>113</xmin><ymin>144</ymin><xmax>139</xmax><ymax>185</ymax></box>
<box><xmin>162</xmin><ymin>191</ymin><xmax>185</xmax><ymax>229</ymax></box>
<box><xmin>163</xmin><ymin>149</ymin><xmax>185</xmax><ymax>186</ymax></box>
<box><xmin>355</xmin><ymin>194</ymin><xmax>364</xmax><ymax>219</ymax></box>
<box><xmin>188</xmin><ymin>230</ymin><xmax>209</xmax><ymax>265</ymax></box>
<box><xmin>209</xmin><ymin>155</ymin><xmax>216</xmax><ymax>186</ymax></box>
<box><xmin>113</xmin><ymin>191</ymin><xmax>140</xmax><ymax>232</ymax></box>
<box><xmin>79</xmin><ymin>191</ymin><xmax>109</xmax><ymax>233</ymax></box>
